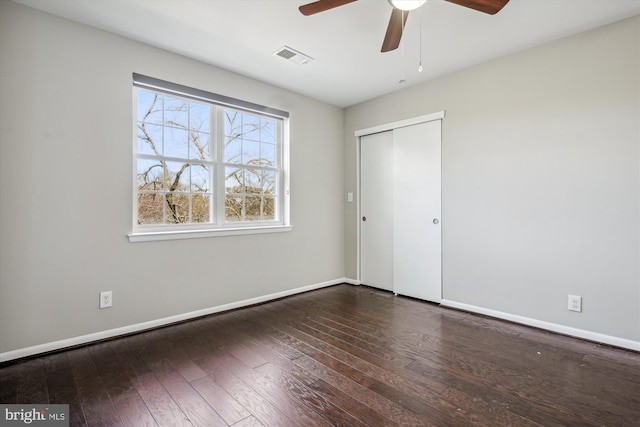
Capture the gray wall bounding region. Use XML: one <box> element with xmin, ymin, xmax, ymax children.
<box><xmin>0</xmin><ymin>0</ymin><xmax>344</xmax><ymax>354</ymax></box>
<box><xmin>345</xmin><ymin>16</ymin><xmax>639</xmax><ymax>343</ymax></box>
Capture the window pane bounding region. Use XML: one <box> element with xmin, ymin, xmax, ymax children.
<box><xmin>260</xmin><ymin>170</ymin><xmax>277</xmax><ymax>195</ymax></box>
<box><xmin>137</xmin><ymin>91</ymin><xmax>163</xmax><ymax>124</ymax></box>
<box><xmin>242</xmin><ymin>140</ymin><xmax>260</xmax><ymax>164</ymax></box>
<box><xmin>224</xmin><ymin>110</ymin><xmax>241</xmax><ymax>138</ymax></box>
<box><xmin>165</xmin><ymin>161</ymin><xmax>190</xmax><ymax>192</ymax></box>
<box><xmin>137</xmin><ymin>158</ymin><xmax>164</xmax><ymax>191</ymax></box>
<box><xmin>245</xmin><ymin>195</ymin><xmax>262</xmax><ymax>220</ymax></box>
<box><xmin>244</xmin><ymin>168</ymin><xmax>260</xmax><ymax>193</ymax></box>
<box><xmin>192</xmin><ymin>194</ymin><xmax>211</xmax><ymax>223</ymax></box>
<box><xmin>137</xmin><ymin>193</ymin><xmax>163</xmax><ymax>224</ymax></box>
<box><xmin>225</xmin><ymin>167</ymin><xmax>243</xmax><ymax>194</ymax></box>
<box><xmin>189</xmin><ymin>101</ymin><xmax>210</xmax><ymax>133</ymax></box>
<box><xmin>164</xmin><ymin>127</ymin><xmax>189</xmax><ymax>158</ymax></box>
<box><xmin>262</xmin><ymin>119</ymin><xmax>275</xmax><ymax>143</ymax></box>
<box><xmin>164</xmin><ymin>96</ymin><xmax>188</xmax><ymax>129</ymax></box>
<box><xmin>225</xmin><ymin>137</ymin><xmax>242</xmax><ymax>164</ymax></box>
<box><xmin>225</xmin><ymin>195</ymin><xmax>243</xmax><ymax>222</ymax></box>
<box><xmin>137</xmin><ymin>123</ymin><xmax>162</xmax><ymax>156</ymax></box>
<box><xmin>165</xmin><ymin>193</ymin><xmax>189</xmax><ymax>224</ymax></box>
<box><xmin>262</xmin><ymin>195</ymin><xmax>276</xmax><ymax>220</ymax></box>
<box><xmin>190</xmin><ymin>131</ymin><xmax>210</xmax><ymax>161</ymax></box>
<box><xmin>261</xmin><ymin>143</ymin><xmax>276</xmax><ymax>166</ymax></box>
<box><xmin>190</xmin><ymin>164</ymin><xmax>210</xmax><ymax>193</ymax></box>
<box><xmin>242</xmin><ymin>113</ymin><xmax>261</xmax><ymax>141</ymax></box>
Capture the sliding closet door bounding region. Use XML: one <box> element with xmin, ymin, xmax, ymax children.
<box><xmin>392</xmin><ymin>120</ymin><xmax>442</xmax><ymax>302</ymax></box>
<box><xmin>359</xmin><ymin>118</ymin><xmax>442</xmax><ymax>302</ymax></box>
<box><xmin>360</xmin><ymin>130</ymin><xmax>394</xmax><ymax>291</ymax></box>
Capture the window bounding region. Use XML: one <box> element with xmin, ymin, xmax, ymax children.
<box><xmin>130</xmin><ymin>74</ymin><xmax>290</xmax><ymax>242</ymax></box>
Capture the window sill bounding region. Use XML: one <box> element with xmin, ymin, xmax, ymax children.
<box><xmin>128</xmin><ymin>225</ymin><xmax>293</xmax><ymax>243</ymax></box>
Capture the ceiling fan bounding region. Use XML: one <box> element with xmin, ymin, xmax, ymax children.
<box><xmin>299</xmin><ymin>0</ymin><xmax>510</xmax><ymax>52</ymax></box>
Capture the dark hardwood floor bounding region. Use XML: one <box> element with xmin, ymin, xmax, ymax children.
<box><xmin>1</xmin><ymin>284</ymin><xmax>639</xmax><ymax>426</ymax></box>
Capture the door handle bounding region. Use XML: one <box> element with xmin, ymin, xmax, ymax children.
<box><xmin>433</xmin><ymin>218</ymin><xmax>439</xmax><ymax>224</ymax></box>
<box><xmin>362</xmin><ymin>216</ymin><xmax>367</xmax><ymax>221</ymax></box>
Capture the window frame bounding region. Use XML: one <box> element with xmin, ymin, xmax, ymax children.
<box><xmin>128</xmin><ymin>74</ymin><xmax>291</xmax><ymax>243</ymax></box>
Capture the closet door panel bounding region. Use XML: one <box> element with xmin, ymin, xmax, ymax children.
<box><xmin>393</xmin><ymin>120</ymin><xmax>442</xmax><ymax>302</ymax></box>
<box><xmin>360</xmin><ymin>130</ymin><xmax>394</xmax><ymax>291</ymax></box>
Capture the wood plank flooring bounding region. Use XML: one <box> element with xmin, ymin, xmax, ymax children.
<box><xmin>1</xmin><ymin>284</ymin><xmax>639</xmax><ymax>426</ymax></box>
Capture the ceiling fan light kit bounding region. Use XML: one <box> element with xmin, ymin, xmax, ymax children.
<box><xmin>388</xmin><ymin>0</ymin><xmax>427</xmax><ymax>11</ymax></box>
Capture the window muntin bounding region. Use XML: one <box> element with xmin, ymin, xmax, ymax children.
<box><xmin>133</xmin><ymin>81</ymin><xmax>287</xmax><ymax>235</ymax></box>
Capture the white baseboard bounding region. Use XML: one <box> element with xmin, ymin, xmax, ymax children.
<box><xmin>342</xmin><ymin>278</ymin><xmax>361</xmax><ymax>285</ymax></box>
<box><xmin>0</xmin><ymin>278</ymin><xmax>347</xmax><ymax>363</ymax></box>
<box><xmin>440</xmin><ymin>299</ymin><xmax>640</xmax><ymax>352</ymax></box>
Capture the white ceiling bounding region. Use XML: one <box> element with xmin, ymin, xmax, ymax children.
<box><xmin>12</xmin><ymin>0</ymin><xmax>640</xmax><ymax>107</ymax></box>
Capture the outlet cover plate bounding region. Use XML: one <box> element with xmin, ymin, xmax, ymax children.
<box><xmin>568</xmin><ymin>294</ymin><xmax>582</xmax><ymax>312</ymax></box>
<box><xmin>100</xmin><ymin>291</ymin><xmax>113</xmax><ymax>309</ymax></box>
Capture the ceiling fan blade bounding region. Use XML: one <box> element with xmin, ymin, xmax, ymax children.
<box><xmin>299</xmin><ymin>0</ymin><xmax>358</xmax><ymax>16</ymax></box>
<box><xmin>381</xmin><ymin>8</ymin><xmax>409</xmax><ymax>53</ymax></box>
<box><xmin>444</xmin><ymin>0</ymin><xmax>510</xmax><ymax>15</ymax></box>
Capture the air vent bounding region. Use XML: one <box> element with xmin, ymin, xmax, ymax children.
<box><xmin>273</xmin><ymin>46</ymin><xmax>313</xmax><ymax>65</ymax></box>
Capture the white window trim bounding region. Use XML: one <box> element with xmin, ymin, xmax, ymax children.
<box><xmin>128</xmin><ymin>74</ymin><xmax>291</xmax><ymax>243</ymax></box>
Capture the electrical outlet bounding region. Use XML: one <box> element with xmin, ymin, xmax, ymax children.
<box><xmin>100</xmin><ymin>291</ymin><xmax>113</xmax><ymax>309</ymax></box>
<box><xmin>568</xmin><ymin>295</ymin><xmax>582</xmax><ymax>312</ymax></box>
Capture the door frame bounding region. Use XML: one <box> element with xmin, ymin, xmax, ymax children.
<box><xmin>355</xmin><ymin>111</ymin><xmax>445</xmax><ymax>284</ymax></box>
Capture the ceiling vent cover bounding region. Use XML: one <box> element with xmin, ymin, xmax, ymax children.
<box><xmin>273</xmin><ymin>46</ymin><xmax>313</xmax><ymax>65</ymax></box>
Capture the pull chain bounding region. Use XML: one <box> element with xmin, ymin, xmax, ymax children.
<box><xmin>418</xmin><ymin>8</ymin><xmax>423</xmax><ymax>72</ymax></box>
<box><xmin>399</xmin><ymin>10</ymin><xmax>406</xmax><ymax>84</ymax></box>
